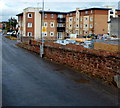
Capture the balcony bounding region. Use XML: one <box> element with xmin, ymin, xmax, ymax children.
<box><xmin>57</xmin><ymin>27</ymin><xmax>65</xmax><ymax>32</ymax></box>
<box><xmin>57</xmin><ymin>18</ymin><xmax>66</xmax><ymax>23</ymax></box>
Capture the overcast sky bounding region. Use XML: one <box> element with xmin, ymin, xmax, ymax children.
<box><xmin>0</xmin><ymin>0</ymin><xmax>119</xmax><ymax>22</ymax></box>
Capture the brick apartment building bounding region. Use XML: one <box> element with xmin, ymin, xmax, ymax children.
<box><xmin>40</xmin><ymin>11</ymin><xmax>66</xmax><ymax>40</ymax></box>
<box><xmin>116</xmin><ymin>9</ymin><xmax>120</xmax><ymax>17</ymax></box>
<box><xmin>66</xmin><ymin>8</ymin><xmax>110</xmax><ymax>37</ymax></box>
<box><xmin>17</xmin><ymin>7</ymin><xmax>67</xmax><ymax>40</ymax></box>
<box><xmin>17</xmin><ymin>7</ymin><xmax>119</xmax><ymax>40</ymax></box>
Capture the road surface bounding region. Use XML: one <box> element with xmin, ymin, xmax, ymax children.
<box><xmin>2</xmin><ymin>35</ymin><xmax>119</xmax><ymax>106</ymax></box>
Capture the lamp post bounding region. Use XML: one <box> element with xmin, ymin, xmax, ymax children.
<box><xmin>40</xmin><ymin>0</ymin><xmax>44</xmax><ymax>58</ymax></box>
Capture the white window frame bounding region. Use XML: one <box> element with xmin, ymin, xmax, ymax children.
<box><xmin>27</xmin><ymin>23</ymin><xmax>32</xmax><ymax>27</ymax></box>
<box><xmin>89</xmin><ymin>31</ymin><xmax>92</xmax><ymax>34</ymax></box>
<box><xmin>57</xmin><ymin>32</ymin><xmax>62</xmax><ymax>39</ymax></box>
<box><xmin>84</xmin><ymin>31</ymin><xmax>88</xmax><ymax>34</ymax></box>
<box><xmin>90</xmin><ymin>24</ymin><xmax>93</xmax><ymax>28</ymax></box>
<box><xmin>58</xmin><ymin>14</ymin><xmax>63</xmax><ymax>18</ymax></box>
<box><xmin>44</xmin><ymin>32</ymin><xmax>47</xmax><ymax>36</ymax></box>
<box><xmin>70</xmin><ymin>13</ymin><xmax>72</xmax><ymax>16</ymax></box>
<box><xmin>66</xmin><ymin>25</ymin><xmax>68</xmax><ymax>28</ymax></box>
<box><xmin>69</xmin><ymin>18</ymin><xmax>72</xmax><ymax>22</ymax></box>
<box><xmin>85</xmin><ymin>17</ymin><xmax>88</xmax><ymax>21</ymax></box>
<box><xmin>85</xmin><ymin>11</ymin><xmax>88</xmax><ymax>14</ymax></box>
<box><xmin>50</xmin><ymin>32</ymin><xmax>54</xmax><ymax>36</ymax></box>
<box><xmin>51</xmin><ymin>14</ymin><xmax>54</xmax><ymax>18</ymax></box>
<box><xmin>85</xmin><ymin>24</ymin><xmax>88</xmax><ymax>28</ymax></box>
<box><xmin>58</xmin><ymin>24</ymin><xmax>63</xmax><ymax>27</ymax></box>
<box><xmin>80</xmin><ymin>24</ymin><xmax>82</xmax><ymax>28</ymax></box>
<box><xmin>76</xmin><ymin>24</ymin><xmax>79</xmax><ymax>28</ymax></box>
<box><xmin>45</xmin><ymin>14</ymin><xmax>47</xmax><ymax>18</ymax></box>
<box><xmin>50</xmin><ymin>22</ymin><xmax>54</xmax><ymax>28</ymax></box>
<box><xmin>80</xmin><ymin>17</ymin><xmax>82</xmax><ymax>21</ymax></box>
<box><xmin>27</xmin><ymin>32</ymin><xmax>32</xmax><ymax>37</ymax></box>
<box><xmin>80</xmin><ymin>30</ymin><xmax>82</xmax><ymax>34</ymax></box>
<box><xmin>90</xmin><ymin>17</ymin><xmax>93</xmax><ymax>21</ymax></box>
<box><xmin>44</xmin><ymin>22</ymin><xmax>47</xmax><ymax>27</ymax></box>
<box><xmin>28</xmin><ymin>13</ymin><xmax>32</xmax><ymax>18</ymax></box>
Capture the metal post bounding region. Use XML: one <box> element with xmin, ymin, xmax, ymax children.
<box><xmin>40</xmin><ymin>0</ymin><xmax>44</xmax><ymax>58</ymax></box>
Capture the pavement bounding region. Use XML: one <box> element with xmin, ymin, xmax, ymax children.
<box><xmin>2</xmin><ymin>35</ymin><xmax>119</xmax><ymax>106</ymax></box>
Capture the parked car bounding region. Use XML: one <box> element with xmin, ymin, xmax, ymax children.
<box><xmin>7</xmin><ymin>31</ymin><xmax>17</xmax><ymax>36</ymax></box>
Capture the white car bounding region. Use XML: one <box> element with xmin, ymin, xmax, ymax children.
<box><xmin>7</xmin><ymin>31</ymin><xmax>16</xmax><ymax>35</ymax></box>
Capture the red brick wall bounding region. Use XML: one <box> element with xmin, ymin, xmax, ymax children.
<box><xmin>17</xmin><ymin>40</ymin><xmax>120</xmax><ymax>85</ymax></box>
<box><xmin>43</xmin><ymin>42</ymin><xmax>120</xmax><ymax>84</ymax></box>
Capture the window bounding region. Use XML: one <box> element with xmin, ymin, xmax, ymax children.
<box><xmin>76</xmin><ymin>24</ymin><xmax>78</xmax><ymax>28</ymax></box>
<box><xmin>58</xmin><ymin>24</ymin><xmax>63</xmax><ymax>27</ymax></box>
<box><xmin>85</xmin><ymin>24</ymin><xmax>88</xmax><ymax>28</ymax></box>
<box><xmin>84</xmin><ymin>31</ymin><xmax>88</xmax><ymax>34</ymax></box>
<box><xmin>44</xmin><ymin>22</ymin><xmax>47</xmax><ymax>27</ymax></box>
<box><xmin>45</xmin><ymin>14</ymin><xmax>47</xmax><ymax>18</ymax></box>
<box><xmin>110</xmin><ymin>11</ymin><xmax>114</xmax><ymax>14</ymax></box>
<box><xmin>50</xmin><ymin>22</ymin><xmax>54</xmax><ymax>27</ymax></box>
<box><xmin>69</xmin><ymin>18</ymin><xmax>72</xmax><ymax>21</ymax></box>
<box><xmin>50</xmin><ymin>32</ymin><xmax>54</xmax><ymax>36</ymax></box>
<box><xmin>27</xmin><ymin>32</ymin><xmax>32</xmax><ymax>36</ymax></box>
<box><xmin>80</xmin><ymin>17</ymin><xmax>82</xmax><ymax>21</ymax></box>
<box><xmin>44</xmin><ymin>32</ymin><xmax>47</xmax><ymax>36</ymax></box>
<box><xmin>70</xmin><ymin>13</ymin><xmax>72</xmax><ymax>16</ymax></box>
<box><xmin>91</xmin><ymin>10</ymin><xmax>93</xmax><ymax>13</ymax></box>
<box><xmin>85</xmin><ymin>11</ymin><xmax>88</xmax><ymax>14</ymax></box>
<box><xmin>90</xmin><ymin>17</ymin><xmax>93</xmax><ymax>21</ymax></box>
<box><xmin>57</xmin><ymin>32</ymin><xmax>62</xmax><ymax>39</ymax></box>
<box><xmin>74</xmin><ymin>24</ymin><xmax>76</xmax><ymax>28</ymax></box>
<box><xmin>80</xmin><ymin>30</ymin><xmax>82</xmax><ymax>34</ymax></box>
<box><xmin>66</xmin><ymin>25</ymin><xmax>68</xmax><ymax>28</ymax></box>
<box><xmin>27</xmin><ymin>23</ymin><xmax>32</xmax><ymax>27</ymax></box>
<box><xmin>58</xmin><ymin>14</ymin><xmax>63</xmax><ymax>18</ymax></box>
<box><xmin>76</xmin><ymin>30</ymin><xmax>78</xmax><ymax>35</ymax></box>
<box><xmin>110</xmin><ymin>15</ymin><xmax>113</xmax><ymax>19</ymax></box>
<box><xmin>51</xmin><ymin>14</ymin><xmax>54</xmax><ymax>18</ymax></box>
<box><xmin>90</xmin><ymin>24</ymin><xmax>93</xmax><ymax>28</ymax></box>
<box><xmin>69</xmin><ymin>25</ymin><xmax>72</xmax><ymax>27</ymax></box>
<box><xmin>85</xmin><ymin>17</ymin><xmax>88</xmax><ymax>21</ymax></box>
<box><xmin>80</xmin><ymin>24</ymin><xmax>82</xmax><ymax>28</ymax></box>
<box><xmin>28</xmin><ymin>13</ymin><xmax>32</xmax><ymax>18</ymax></box>
<box><xmin>89</xmin><ymin>31</ymin><xmax>92</xmax><ymax>34</ymax></box>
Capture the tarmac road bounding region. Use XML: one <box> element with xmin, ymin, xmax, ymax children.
<box><xmin>2</xmin><ymin>35</ymin><xmax>119</xmax><ymax>106</ymax></box>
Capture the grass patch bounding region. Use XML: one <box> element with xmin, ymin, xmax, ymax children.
<box><xmin>5</xmin><ymin>36</ymin><xmax>17</xmax><ymax>40</ymax></box>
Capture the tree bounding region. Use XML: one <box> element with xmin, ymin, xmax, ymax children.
<box><xmin>8</xmin><ymin>17</ymin><xmax>17</xmax><ymax>31</ymax></box>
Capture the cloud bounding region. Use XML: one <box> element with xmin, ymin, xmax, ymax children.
<box><xmin>0</xmin><ymin>0</ymin><xmax>119</xmax><ymax>21</ymax></box>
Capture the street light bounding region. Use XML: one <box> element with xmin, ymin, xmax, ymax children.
<box><xmin>40</xmin><ymin>0</ymin><xmax>44</xmax><ymax>58</ymax></box>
